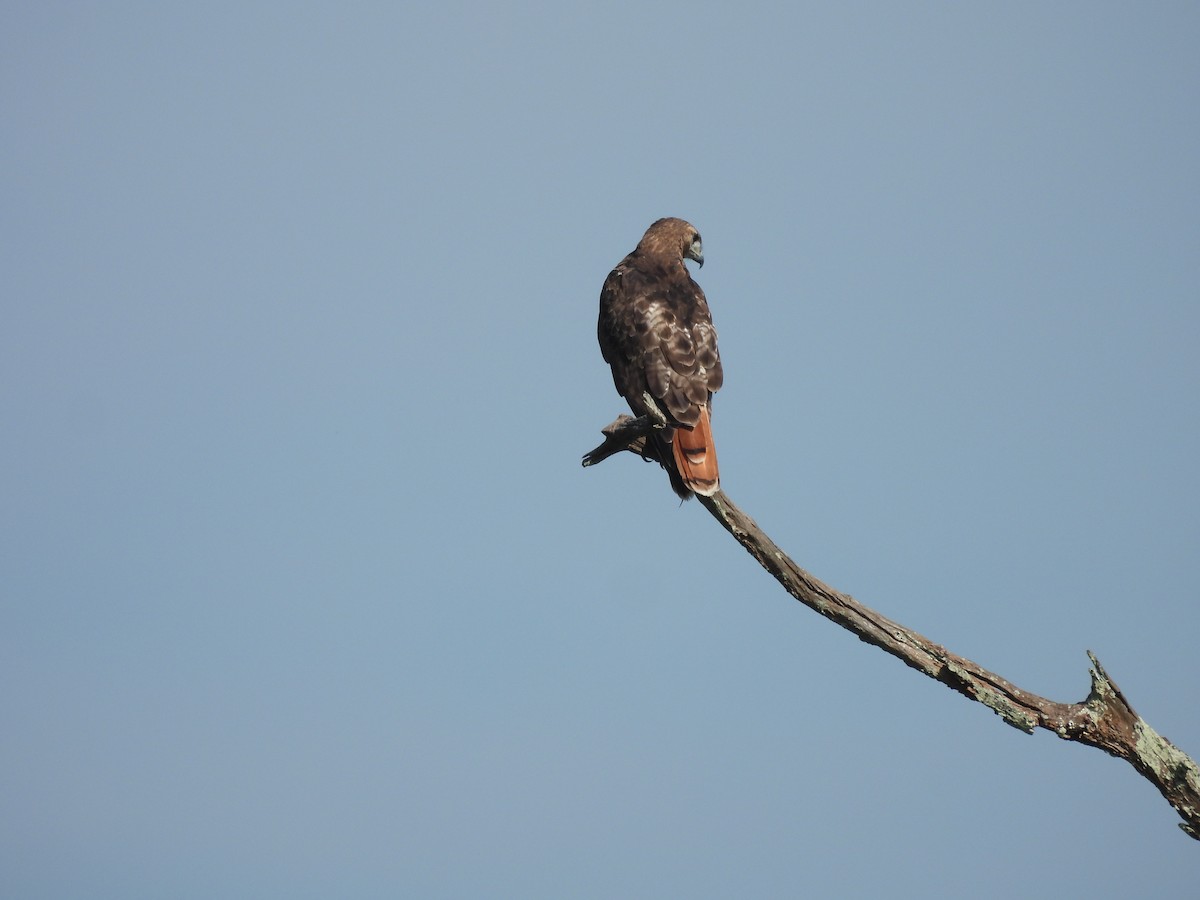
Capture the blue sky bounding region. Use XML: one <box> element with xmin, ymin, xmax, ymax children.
<box><xmin>3</xmin><ymin>3</ymin><xmax>1198</xmax><ymax>896</ymax></box>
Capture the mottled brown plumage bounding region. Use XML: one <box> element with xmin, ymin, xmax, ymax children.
<box><xmin>597</xmin><ymin>218</ymin><xmax>723</xmax><ymax>498</ymax></box>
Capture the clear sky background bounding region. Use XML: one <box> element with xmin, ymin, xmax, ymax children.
<box><xmin>3</xmin><ymin>3</ymin><xmax>1198</xmax><ymax>897</ymax></box>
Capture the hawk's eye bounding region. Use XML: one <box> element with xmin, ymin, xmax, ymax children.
<box><xmin>692</xmin><ymin>234</ymin><xmax>702</xmax><ymax>245</ymax></box>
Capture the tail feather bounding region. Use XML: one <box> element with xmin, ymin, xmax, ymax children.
<box><xmin>672</xmin><ymin>406</ymin><xmax>719</xmax><ymax>496</ymax></box>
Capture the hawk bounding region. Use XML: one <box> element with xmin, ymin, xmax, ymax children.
<box><xmin>597</xmin><ymin>217</ymin><xmax>723</xmax><ymax>498</ymax></box>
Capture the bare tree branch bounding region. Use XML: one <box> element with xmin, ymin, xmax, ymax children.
<box><xmin>583</xmin><ymin>419</ymin><xmax>1200</xmax><ymax>841</ymax></box>
<box><xmin>581</xmin><ymin>414</ymin><xmax>661</xmax><ymax>468</ymax></box>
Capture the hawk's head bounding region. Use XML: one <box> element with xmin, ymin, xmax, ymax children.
<box><xmin>639</xmin><ymin>217</ymin><xmax>704</xmax><ymax>269</ymax></box>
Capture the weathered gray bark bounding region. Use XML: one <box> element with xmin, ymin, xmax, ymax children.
<box><xmin>583</xmin><ymin>414</ymin><xmax>1200</xmax><ymax>841</ymax></box>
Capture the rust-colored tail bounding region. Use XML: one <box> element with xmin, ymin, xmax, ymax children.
<box><xmin>672</xmin><ymin>405</ymin><xmax>719</xmax><ymax>496</ymax></box>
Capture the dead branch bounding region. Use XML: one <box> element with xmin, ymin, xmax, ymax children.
<box><xmin>581</xmin><ymin>414</ymin><xmax>660</xmax><ymax>467</ymax></box>
<box><xmin>583</xmin><ymin>419</ymin><xmax>1200</xmax><ymax>840</ymax></box>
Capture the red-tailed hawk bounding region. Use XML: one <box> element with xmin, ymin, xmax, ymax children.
<box><xmin>597</xmin><ymin>217</ymin><xmax>723</xmax><ymax>498</ymax></box>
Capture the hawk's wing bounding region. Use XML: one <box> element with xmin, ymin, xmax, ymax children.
<box><xmin>598</xmin><ymin>263</ymin><xmax>723</xmax><ymax>428</ymax></box>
